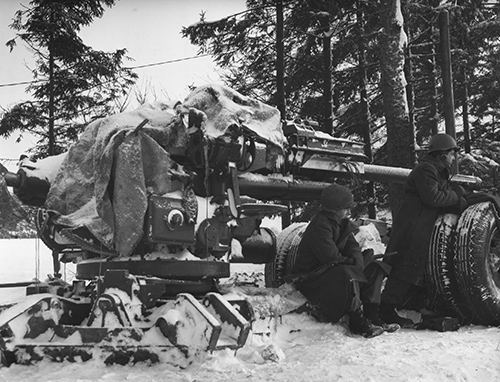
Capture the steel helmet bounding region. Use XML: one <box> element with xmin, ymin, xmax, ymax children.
<box><xmin>428</xmin><ymin>133</ymin><xmax>458</xmax><ymax>153</ymax></box>
<box><xmin>320</xmin><ymin>183</ymin><xmax>355</xmax><ymax>212</ymax></box>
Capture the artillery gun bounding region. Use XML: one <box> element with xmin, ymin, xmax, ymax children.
<box><xmin>0</xmin><ymin>84</ymin><xmax>497</xmax><ymax>367</ymax></box>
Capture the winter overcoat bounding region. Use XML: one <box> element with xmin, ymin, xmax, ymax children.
<box><xmin>386</xmin><ymin>155</ymin><xmax>467</xmax><ymax>284</ymax></box>
<box><xmin>292</xmin><ymin>211</ymin><xmax>365</xmax><ymax>322</ymax></box>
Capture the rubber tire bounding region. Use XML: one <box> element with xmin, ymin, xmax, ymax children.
<box><xmin>426</xmin><ymin>213</ymin><xmax>474</xmax><ymax>322</ymax></box>
<box><xmin>264</xmin><ymin>223</ymin><xmax>308</xmax><ymax>287</ymax></box>
<box><xmin>454</xmin><ymin>202</ymin><xmax>500</xmax><ymax>325</ymax></box>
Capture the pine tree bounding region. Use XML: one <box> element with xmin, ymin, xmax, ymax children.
<box><xmin>0</xmin><ymin>0</ymin><xmax>137</xmax><ymax>157</ymax></box>
<box><xmin>183</xmin><ymin>1</ymin><xmax>383</xmax><ymax>126</ymax></box>
<box><xmin>379</xmin><ymin>0</ymin><xmax>415</xmax><ymax>215</ymax></box>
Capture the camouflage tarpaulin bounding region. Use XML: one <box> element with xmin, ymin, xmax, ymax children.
<box><xmin>45</xmin><ymin>103</ymin><xmax>188</xmax><ymax>256</ymax></box>
<box><xmin>183</xmin><ymin>84</ymin><xmax>286</xmax><ymax>149</ymax></box>
<box><xmin>43</xmin><ymin>85</ymin><xmax>286</xmax><ymax>256</ymax></box>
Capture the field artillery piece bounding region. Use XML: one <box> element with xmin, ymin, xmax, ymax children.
<box><xmin>0</xmin><ymin>84</ymin><xmax>497</xmax><ymax>367</ymax></box>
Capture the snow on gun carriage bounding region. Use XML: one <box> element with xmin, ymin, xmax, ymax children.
<box><xmin>0</xmin><ymin>84</ymin><xmax>498</xmax><ymax>367</ymax></box>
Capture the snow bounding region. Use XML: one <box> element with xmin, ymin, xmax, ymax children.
<box><xmin>18</xmin><ymin>153</ymin><xmax>66</xmax><ymax>184</ymax></box>
<box><xmin>0</xmin><ymin>239</ymin><xmax>499</xmax><ymax>381</ymax></box>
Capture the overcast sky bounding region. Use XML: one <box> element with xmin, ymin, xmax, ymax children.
<box><xmin>0</xmin><ymin>0</ymin><xmax>245</xmax><ymax>170</ymax></box>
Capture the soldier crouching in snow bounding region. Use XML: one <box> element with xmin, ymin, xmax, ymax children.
<box><xmin>288</xmin><ymin>183</ymin><xmax>399</xmax><ymax>338</ymax></box>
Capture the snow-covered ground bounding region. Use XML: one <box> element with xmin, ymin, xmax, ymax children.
<box><xmin>0</xmin><ymin>238</ymin><xmax>499</xmax><ymax>382</ymax></box>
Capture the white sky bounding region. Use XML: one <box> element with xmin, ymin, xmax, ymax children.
<box><xmin>0</xmin><ymin>0</ymin><xmax>245</xmax><ymax>170</ymax></box>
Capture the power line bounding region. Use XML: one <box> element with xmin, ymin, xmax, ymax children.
<box><xmin>0</xmin><ymin>3</ymin><xmax>296</xmax><ymax>90</ymax></box>
<box><xmin>0</xmin><ymin>54</ymin><xmax>213</xmax><ymax>89</ymax></box>
<box><xmin>125</xmin><ymin>54</ymin><xmax>211</xmax><ymax>69</ymax></box>
<box><xmin>0</xmin><ymin>2</ymin><xmax>292</xmax><ymax>91</ymax></box>
<box><xmin>0</xmin><ymin>79</ymin><xmax>45</xmax><ymax>88</ymax></box>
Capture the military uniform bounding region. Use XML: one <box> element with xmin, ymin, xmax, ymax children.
<box><xmin>382</xmin><ymin>154</ymin><xmax>467</xmax><ymax>306</ymax></box>
<box><xmin>293</xmin><ymin>210</ymin><xmax>389</xmax><ymax>324</ymax></box>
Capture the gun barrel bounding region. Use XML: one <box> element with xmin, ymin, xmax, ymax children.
<box><xmin>362</xmin><ymin>164</ymin><xmax>411</xmax><ymax>183</ymax></box>
<box><xmin>363</xmin><ymin>164</ymin><xmax>481</xmax><ymax>188</ymax></box>
<box><xmin>238</xmin><ymin>174</ymin><xmax>328</xmax><ymax>201</ymax></box>
<box><xmin>238</xmin><ymin>162</ymin><xmax>482</xmax><ymax>201</ymax></box>
<box><xmin>3</xmin><ymin>172</ymin><xmax>21</xmax><ymax>188</ymax></box>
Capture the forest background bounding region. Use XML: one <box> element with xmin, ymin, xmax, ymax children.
<box><xmin>1</xmin><ymin>0</ymin><xmax>500</xmax><ymax>237</ymax></box>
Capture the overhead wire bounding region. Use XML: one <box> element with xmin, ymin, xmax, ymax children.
<box><xmin>0</xmin><ymin>53</ymin><xmax>216</xmax><ymax>89</ymax></box>
<box><xmin>0</xmin><ymin>0</ymin><xmax>362</xmax><ymax>90</ymax></box>
<box><xmin>0</xmin><ymin>79</ymin><xmax>45</xmax><ymax>88</ymax></box>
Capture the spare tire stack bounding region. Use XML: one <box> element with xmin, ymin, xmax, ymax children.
<box><xmin>264</xmin><ymin>223</ymin><xmax>307</xmax><ymax>288</ymax></box>
<box><xmin>428</xmin><ymin>202</ymin><xmax>500</xmax><ymax>326</ymax></box>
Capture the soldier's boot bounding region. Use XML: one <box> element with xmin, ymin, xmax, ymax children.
<box><xmin>348</xmin><ymin>309</ymin><xmax>384</xmax><ymax>339</ymax></box>
<box><xmin>363</xmin><ymin>303</ymin><xmax>400</xmax><ymax>333</ymax></box>
<box><xmin>416</xmin><ymin>314</ymin><xmax>460</xmax><ymax>332</ymax></box>
<box><xmin>379</xmin><ymin>303</ymin><xmax>415</xmax><ymax>329</ymax></box>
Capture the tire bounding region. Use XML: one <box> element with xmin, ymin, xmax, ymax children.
<box><xmin>426</xmin><ymin>213</ymin><xmax>473</xmax><ymax>321</ymax></box>
<box><xmin>454</xmin><ymin>202</ymin><xmax>500</xmax><ymax>325</ymax></box>
<box><xmin>264</xmin><ymin>223</ymin><xmax>308</xmax><ymax>287</ymax></box>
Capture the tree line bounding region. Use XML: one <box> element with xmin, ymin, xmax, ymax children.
<box><xmin>1</xmin><ymin>0</ymin><xmax>499</xmax><ymax>215</ymax></box>
<box><xmin>183</xmin><ymin>0</ymin><xmax>500</xmax><ymax>213</ymax></box>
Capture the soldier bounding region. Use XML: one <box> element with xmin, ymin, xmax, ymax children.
<box><xmin>290</xmin><ymin>183</ymin><xmax>397</xmax><ymax>338</ymax></box>
<box><xmin>378</xmin><ymin>133</ymin><xmax>468</xmax><ymax>328</ymax></box>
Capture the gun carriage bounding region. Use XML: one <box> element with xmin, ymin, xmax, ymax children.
<box><xmin>0</xmin><ymin>85</ymin><xmax>497</xmax><ymax>367</ymax></box>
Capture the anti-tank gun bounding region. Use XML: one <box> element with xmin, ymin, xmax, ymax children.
<box><xmin>0</xmin><ymin>84</ymin><xmax>496</xmax><ymax>367</ymax></box>
<box><xmin>0</xmin><ymin>85</ymin><xmax>292</xmax><ymax>366</ymax></box>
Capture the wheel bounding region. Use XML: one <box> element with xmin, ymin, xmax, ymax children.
<box><xmin>264</xmin><ymin>223</ymin><xmax>308</xmax><ymax>287</ymax></box>
<box><xmin>426</xmin><ymin>213</ymin><xmax>473</xmax><ymax>321</ymax></box>
<box><xmin>454</xmin><ymin>202</ymin><xmax>500</xmax><ymax>325</ymax></box>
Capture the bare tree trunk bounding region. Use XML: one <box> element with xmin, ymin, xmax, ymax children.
<box><xmin>428</xmin><ymin>28</ymin><xmax>439</xmax><ymax>137</ymax></box>
<box><xmin>439</xmin><ymin>10</ymin><xmax>456</xmax><ymax>140</ymax></box>
<box><xmin>402</xmin><ymin>4</ymin><xmax>417</xmax><ymax>167</ymax></box>
<box><xmin>380</xmin><ymin>0</ymin><xmax>415</xmax><ymax>217</ymax></box>
<box><xmin>275</xmin><ymin>0</ymin><xmax>286</xmax><ymax>121</ymax></box>
<box><xmin>48</xmin><ymin>10</ymin><xmax>55</xmax><ymax>156</ymax></box>
<box><xmin>322</xmin><ymin>25</ymin><xmax>333</xmax><ymax>133</ymax></box>
<box><xmin>356</xmin><ymin>0</ymin><xmax>376</xmax><ymax>219</ymax></box>
<box><xmin>461</xmin><ymin>68</ymin><xmax>471</xmax><ymax>153</ymax></box>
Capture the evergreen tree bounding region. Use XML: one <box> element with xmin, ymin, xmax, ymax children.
<box><xmin>184</xmin><ymin>0</ymin><xmax>499</xmax><ymax>204</ymax></box>
<box><xmin>0</xmin><ymin>0</ymin><xmax>137</xmax><ymax>157</ymax></box>
<box><xmin>400</xmin><ymin>1</ymin><xmax>500</xmax><ymax>147</ymax></box>
<box><xmin>183</xmin><ymin>1</ymin><xmax>383</xmax><ymax>131</ymax></box>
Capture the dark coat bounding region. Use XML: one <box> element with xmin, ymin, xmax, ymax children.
<box><xmin>386</xmin><ymin>155</ymin><xmax>467</xmax><ymax>284</ymax></box>
<box><xmin>291</xmin><ymin>211</ymin><xmax>365</xmax><ymax>322</ymax></box>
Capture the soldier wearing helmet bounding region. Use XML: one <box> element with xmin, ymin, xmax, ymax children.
<box><xmin>290</xmin><ymin>183</ymin><xmax>398</xmax><ymax>338</ymax></box>
<box><xmin>428</xmin><ymin>133</ymin><xmax>459</xmax><ymax>153</ymax></box>
<box><xmin>374</xmin><ymin>133</ymin><xmax>468</xmax><ymax>328</ymax></box>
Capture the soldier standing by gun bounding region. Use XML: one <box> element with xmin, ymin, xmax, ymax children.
<box><xmin>290</xmin><ymin>183</ymin><xmax>398</xmax><ymax>338</ymax></box>
<box><xmin>377</xmin><ymin>133</ymin><xmax>468</xmax><ymax>329</ymax></box>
